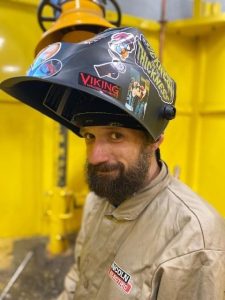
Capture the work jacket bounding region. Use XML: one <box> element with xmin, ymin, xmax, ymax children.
<box><xmin>57</xmin><ymin>163</ymin><xmax>225</xmax><ymax>300</ymax></box>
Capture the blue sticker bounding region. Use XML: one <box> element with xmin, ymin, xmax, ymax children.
<box><xmin>31</xmin><ymin>43</ymin><xmax>61</xmax><ymax>71</ymax></box>
<box><xmin>27</xmin><ymin>59</ymin><xmax>62</xmax><ymax>79</ymax></box>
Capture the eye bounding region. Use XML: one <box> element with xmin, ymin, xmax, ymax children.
<box><xmin>110</xmin><ymin>132</ymin><xmax>123</xmax><ymax>141</ymax></box>
<box><xmin>83</xmin><ymin>132</ymin><xmax>95</xmax><ymax>141</ymax></box>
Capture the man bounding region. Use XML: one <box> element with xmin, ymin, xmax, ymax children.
<box><xmin>1</xmin><ymin>27</ymin><xmax>225</xmax><ymax>300</ymax></box>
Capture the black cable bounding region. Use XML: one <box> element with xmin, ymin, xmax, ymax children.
<box><xmin>108</xmin><ymin>0</ymin><xmax>121</xmax><ymax>27</ymax></box>
<box><xmin>37</xmin><ymin>0</ymin><xmax>121</xmax><ymax>33</ymax></box>
<box><xmin>37</xmin><ymin>0</ymin><xmax>62</xmax><ymax>32</ymax></box>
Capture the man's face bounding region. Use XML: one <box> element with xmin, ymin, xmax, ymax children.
<box><xmin>80</xmin><ymin>126</ymin><xmax>152</xmax><ymax>206</ymax></box>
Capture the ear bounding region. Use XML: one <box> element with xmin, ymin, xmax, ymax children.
<box><xmin>152</xmin><ymin>134</ymin><xmax>164</xmax><ymax>151</ymax></box>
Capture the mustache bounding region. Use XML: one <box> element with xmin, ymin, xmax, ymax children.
<box><xmin>87</xmin><ymin>162</ymin><xmax>124</xmax><ymax>173</ymax></box>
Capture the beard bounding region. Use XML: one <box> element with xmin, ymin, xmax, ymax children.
<box><xmin>86</xmin><ymin>147</ymin><xmax>150</xmax><ymax>207</ymax></box>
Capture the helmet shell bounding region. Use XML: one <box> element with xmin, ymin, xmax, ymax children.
<box><xmin>0</xmin><ymin>27</ymin><xmax>176</xmax><ymax>141</ymax></box>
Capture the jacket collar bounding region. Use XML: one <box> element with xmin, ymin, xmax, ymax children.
<box><xmin>105</xmin><ymin>162</ymin><xmax>171</xmax><ymax>221</ymax></box>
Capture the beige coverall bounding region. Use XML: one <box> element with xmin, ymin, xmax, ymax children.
<box><xmin>57</xmin><ymin>163</ymin><xmax>225</xmax><ymax>300</ymax></box>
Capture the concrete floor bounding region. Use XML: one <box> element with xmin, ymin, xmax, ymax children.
<box><xmin>0</xmin><ymin>237</ymin><xmax>75</xmax><ymax>300</ymax></box>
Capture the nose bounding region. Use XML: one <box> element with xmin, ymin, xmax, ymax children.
<box><xmin>87</xmin><ymin>141</ymin><xmax>110</xmax><ymax>165</ymax></box>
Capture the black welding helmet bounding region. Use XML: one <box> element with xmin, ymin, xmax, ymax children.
<box><xmin>0</xmin><ymin>27</ymin><xmax>176</xmax><ymax>141</ymax></box>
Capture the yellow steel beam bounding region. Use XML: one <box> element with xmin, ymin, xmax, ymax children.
<box><xmin>193</xmin><ymin>0</ymin><xmax>203</xmax><ymax>18</ymax></box>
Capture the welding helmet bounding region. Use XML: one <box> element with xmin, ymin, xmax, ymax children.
<box><xmin>0</xmin><ymin>27</ymin><xmax>176</xmax><ymax>141</ymax></box>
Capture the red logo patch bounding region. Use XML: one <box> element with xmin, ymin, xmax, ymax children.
<box><xmin>78</xmin><ymin>72</ymin><xmax>121</xmax><ymax>99</ymax></box>
<box><xmin>108</xmin><ymin>262</ymin><xmax>132</xmax><ymax>294</ymax></box>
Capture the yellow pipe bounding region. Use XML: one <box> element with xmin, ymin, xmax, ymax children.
<box><xmin>46</xmin><ymin>124</ymin><xmax>81</xmax><ymax>254</ymax></box>
<box><xmin>46</xmin><ymin>187</ymin><xmax>76</xmax><ymax>254</ymax></box>
<box><xmin>193</xmin><ymin>0</ymin><xmax>203</xmax><ymax>18</ymax></box>
<box><xmin>194</xmin><ymin>0</ymin><xmax>222</xmax><ymax>18</ymax></box>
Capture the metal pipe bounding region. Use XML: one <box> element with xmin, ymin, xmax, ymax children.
<box><xmin>159</xmin><ymin>0</ymin><xmax>167</xmax><ymax>62</ymax></box>
<box><xmin>0</xmin><ymin>251</ymin><xmax>33</xmax><ymax>300</ymax></box>
<box><xmin>57</xmin><ymin>125</ymin><xmax>68</xmax><ymax>188</ymax></box>
<box><xmin>46</xmin><ymin>124</ymin><xmax>70</xmax><ymax>254</ymax></box>
<box><xmin>193</xmin><ymin>0</ymin><xmax>203</xmax><ymax>18</ymax></box>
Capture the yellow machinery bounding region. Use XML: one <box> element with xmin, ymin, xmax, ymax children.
<box><xmin>33</xmin><ymin>0</ymin><xmax>120</xmax><ymax>253</ymax></box>
<box><xmin>0</xmin><ymin>0</ymin><xmax>225</xmax><ymax>254</ymax></box>
<box><xmin>35</xmin><ymin>0</ymin><xmax>119</xmax><ymax>53</ymax></box>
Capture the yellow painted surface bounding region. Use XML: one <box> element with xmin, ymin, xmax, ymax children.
<box><xmin>193</xmin><ymin>0</ymin><xmax>203</xmax><ymax>18</ymax></box>
<box><xmin>0</xmin><ymin>0</ymin><xmax>43</xmax><ymax>237</ymax></box>
<box><xmin>167</xmin><ymin>13</ymin><xmax>225</xmax><ymax>36</ymax></box>
<box><xmin>122</xmin><ymin>12</ymin><xmax>225</xmax><ymax>217</ymax></box>
<box><xmin>0</xmin><ymin>103</ymin><xmax>43</xmax><ymax>236</ymax></box>
<box><xmin>0</xmin><ymin>1</ymin><xmax>41</xmax><ymax>88</ymax></box>
<box><xmin>0</xmin><ymin>2</ymin><xmax>224</xmax><ymax>241</ymax></box>
<box><xmin>197</xmin><ymin>115</ymin><xmax>225</xmax><ymax>213</ymax></box>
<box><xmin>0</xmin><ymin>0</ymin><xmax>87</xmax><ymax>238</ymax></box>
<box><xmin>160</xmin><ymin>19</ymin><xmax>225</xmax><ymax>216</ymax></box>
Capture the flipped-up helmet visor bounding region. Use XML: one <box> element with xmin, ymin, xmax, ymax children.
<box><xmin>0</xmin><ymin>27</ymin><xmax>176</xmax><ymax>141</ymax></box>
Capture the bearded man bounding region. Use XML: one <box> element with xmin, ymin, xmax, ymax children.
<box><xmin>1</xmin><ymin>27</ymin><xmax>225</xmax><ymax>300</ymax></box>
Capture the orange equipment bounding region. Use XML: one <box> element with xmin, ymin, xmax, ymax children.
<box><xmin>35</xmin><ymin>0</ymin><xmax>121</xmax><ymax>53</ymax></box>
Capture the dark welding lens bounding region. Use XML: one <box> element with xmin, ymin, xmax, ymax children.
<box><xmin>61</xmin><ymin>92</ymin><xmax>76</xmax><ymax>121</ymax></box>
<box><xmin>43</xmin><ymin>84</ymin><xmax>66</xmax><ymax>111</ymax></box>
<box><xmin>43</xmin><ymin>83</ymin><xmax>73</xmax><ymax>123</ymax></box>
<box><xmin>61</xmin><ymin>90</ymin><xmax>92</xmax><ymax>122</ymax></box>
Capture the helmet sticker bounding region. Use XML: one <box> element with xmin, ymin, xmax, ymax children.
<box><xmin>27</xmin><ymin>42</ymin><xmax>62</xmax><ymax>79</ymax></box>
<box><xmin>78</xmin><ymin>72</ymin><xmax>121</xmax><ymax>99</ymax></box>
<box><xmin>135</xmin><ymin>35</ymin><xmax>175</xmax><ymax>104</ymax></box>
<box><xmin>108</xmin><ymin>32</ymin><xmax>135</xmax><ymax>61</ymax></box>
<box><xmin>125</xmin><ymin>69</ymin><xmax>150</xmax><ymax>119</ymax></box>
<box><xmin>29</xmin><ymin>42</ymin><xmax>61</xmax><ymax>72</ymax></box>
<box><xmin>94</xmin><ymin>32</ymin><xmax>135</xmax><ymax>80</ymax></box>
<box><xmin>94</xmin><ymin>60</ymin><xmax>125</xmax><ymax>80</ymax></box>
<box><xmin>27</xmin><ymin>59</ymin><xmax>62</xmax><ymax>79</ymax></box>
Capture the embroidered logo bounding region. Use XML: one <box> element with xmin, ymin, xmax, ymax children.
<box><xmin>108</xmin><ymin>262</ymin><xmax>132</xmax><ymax>294</ymax></box>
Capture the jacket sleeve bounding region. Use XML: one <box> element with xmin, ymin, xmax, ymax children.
<box><xmin>153</xmin><ymin>249</ymin><xmax>225</xmax><ymax>300</ymax></box>
<box><xmin>57</xmin><ymin>193</ymin><xmax>98</xmax><ymax>300</ymax></box>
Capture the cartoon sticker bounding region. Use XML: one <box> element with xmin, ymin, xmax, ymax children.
<box><xmin>28</xmin><ymin>59</ymin><xmax>62</xmax><ymax>79</ymax></box>
<box><xmin>109</xmin><ymin>32</ymin><xmax>135</xmax><ymax>61</ymax></box>
<box><xmin>135</xmin><ymin>34</ymin><xmax>175</xmax><ymax>104</ymax></box>
<box><xmin>94</xmin><ymin>32</ymin><xmax>135</xmax><ymax>80</ymax></box>
<box><xmin>94</xmin><ymin>60</ymin><xmax>125</xmax><ymax>80</ymax></box>
<box><xmin>125</xmin><ymin>69</ymin><xmax>150</xmax><ymax>119</ymax></box>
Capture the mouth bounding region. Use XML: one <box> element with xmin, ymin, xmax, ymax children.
<box><xmin>88</xmin><ymin>162</ymin><xmax>124</xmax><ymax>179</ymax></box>
<box><xmin>97</xmin><ymin>169</ymin><xmax>119</xmax><ymax>175</ymax></box>
<box><xmin>95</xmin><ymin>168</ymin><xmax>121</xmax><ymax>179</ymax></box>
